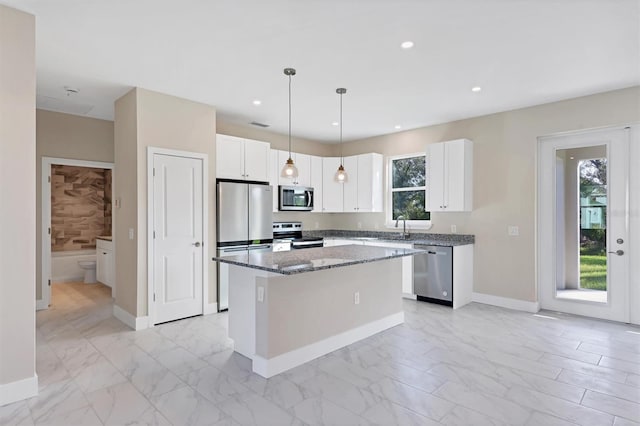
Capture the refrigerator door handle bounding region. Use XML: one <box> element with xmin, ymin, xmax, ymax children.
<box><xmin>248</xmin><ymin>244</ymin><xmax>271</xmax><ymax>250</ymax></box>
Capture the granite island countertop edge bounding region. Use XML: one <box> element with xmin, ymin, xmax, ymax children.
<box><xmin>212</xmin><ymin>244</ymin><xmax>426</xmax><ymax>275</ymax></box>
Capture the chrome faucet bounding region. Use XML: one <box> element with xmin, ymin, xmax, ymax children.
<box><xmin>395</xmin><ymin>215</ymin><xmax>409</xmax><ymax>239</ymax></box>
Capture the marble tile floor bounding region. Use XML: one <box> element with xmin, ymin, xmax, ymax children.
<box><xmin>2</xmin><ymin>282</ymin><xmax>639</xmax><ymax>425</ymax></box>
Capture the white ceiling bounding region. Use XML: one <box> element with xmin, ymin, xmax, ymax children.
<box><xmin>3</xmin><ymin>0</ymin><xmax>639</xmax><ymax>142</ymax></box>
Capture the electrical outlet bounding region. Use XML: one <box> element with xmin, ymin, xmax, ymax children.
<box><xmin>354</xmin><ymin>292</ymin><xmax>360</xmax><ymax>305</ymax></box>
<box><xmin>257</xmin><ymin>286</ymin><xmax>264</xmax><ymax>303</ymax></box>
<box><xmin>508</xmin><ymin>226</ymin><xmax>519</xmax><ymax>236</ymax></box>
<box><xmin>315</xmin><ymin>222</ymin><xmax>319</xmax><ymax>229</ymax></box>
<box><xmin>128</xmin><ymin>228</ymin><xmax>134</xmax><ymax>240</ymax></box>
<box><xmin>374</xmin><ymin>223</ymin><xmax>379</xmax><ymax>229</ymax></box>
<box><xmin>357</xmin><ymin>222</ymin><xmax>362</xmax><ymax>229</ymax></box>
<box><xmin>451</xmin><ymin>225</ymin><xmax>457</xmax><ymax>233</ymax></box>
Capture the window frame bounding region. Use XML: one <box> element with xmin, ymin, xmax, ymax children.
<box><xmin>385</xmin><ymin>152</ymin><xmax>432</xmax><ymax>230</ymax></box>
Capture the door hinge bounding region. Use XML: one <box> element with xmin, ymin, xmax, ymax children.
<box><xmin>153</xmin><ymin>293</ymin><xmax>156</xmax><ymax>302</ymax></box>
<box><xmin>48</xmin><ymin>227</ymin><xmax>51</xmax><ymax>235</ymax></box>
<box><xmin>48</xmin><ymin>279</ymin><xmax>51</xmax><ymax>287</ymax></box>
<box><xmin>47</xmin><ymin>176</ymin><xmax>51</xmax><ymax>183</ymax></box>
<box><xmin>153</xmin><ymin>168</ymin><xmax>156</xmax><ymax>177</ymax></box>
<box><xmin>153</xmin><ymin>230</ymin><xmax>156</xmax><ymax>239</ymax></box>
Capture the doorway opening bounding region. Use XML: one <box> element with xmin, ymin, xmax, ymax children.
<box><xmin>41</xmin><ymin>157</ymin><xmax>114</xmax><ymax>310</ymax></box>
<box><xmin>555</xmin><ymin>147</ymin><xmax>607</xmax><ymax>303</ymax></box>
<box><xmin>538</xmin><ymin>127</ymin><xmax>630</xmax><ymax>323</ymax></box>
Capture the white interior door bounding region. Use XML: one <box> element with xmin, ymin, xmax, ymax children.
<box><xmin>538</xmin><ymin>128</ymin><xmax>630</xmax><ymax>322</ymax></box>
<box><xmin>153</xmin><ymin>153</ymin><xmax>204</xmax><ymax>324</ymax></box>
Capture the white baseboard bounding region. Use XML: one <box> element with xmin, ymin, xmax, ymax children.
<box><xmin>402</xmin><ymin>293</ymin><xmax>417</xmax><ymax>300</ymax></box>
<box><xmin>113</xmin><ymin>305</ymin><xmax>149</xmax><ymax>330</ymax></box>
<box><xmin>0</xmin><ymin>374</ymin><xmax>38</xmax><ymax>406</ymax></box>
<box><xmin>252</xmin><ymin>311</ymin><xmax>404</xmax><ymax>378</ymax></box>
<box><xmin>472</xmin><ymin>292</ymin><xmax>540</xmax><ymax>313</ymax></box>
<box><xmin>36</xmin><ymin>299</ymin><xmax>49</xmax><ymax>311</ymax></box>
<box><xmin>203</xmin><ymin>303</ymin><xmax>218</xmax><ymax>315</ymax></box>
<box><xmin>52</xmin><ymin>275</ymin><xmax>84</xmax><ymax>283</ymax></box>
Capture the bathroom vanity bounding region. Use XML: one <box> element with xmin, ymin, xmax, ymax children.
<box><xmin>96</xmin><ymin>236</ymin><xmax>114</xmax><ymax>288</ymax></box>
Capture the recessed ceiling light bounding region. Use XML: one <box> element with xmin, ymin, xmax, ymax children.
<box><xmin>400</xmin><ymin>41</ymin><xmax>414</xmax><ymax>49</ymax></box>
<box><xmin>471</xmin><ymin>86</ymin><xmax>482</xmax><ymax>92</ymax></box>
<box><xmin>394</xmin><ymin>125</ymin><xmax>402</xmax><ymax>130</ymax></box>
<box><xmin>332</xmin><ymin>121</ymin><xmax>339</xmax><ymax>126</ymax></box>
<box><xmin>252</xmin><ymin>99</ymin><xmax>261</xmax><ymax>105</ymax></box>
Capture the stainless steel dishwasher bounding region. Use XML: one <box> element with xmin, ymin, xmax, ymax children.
<box><xmin>413</xmin><ymin>245</ymin><xmax>453</xmax><ymax>306</ymax></box>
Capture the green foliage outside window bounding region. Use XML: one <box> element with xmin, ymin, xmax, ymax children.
<box><xmin>391</xmin><ymin>156</ymin><xmax>430</xmax><ymax>221</ymax></box>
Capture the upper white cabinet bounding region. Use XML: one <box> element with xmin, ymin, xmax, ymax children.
<box><xmin>343</xmin><ymin>153</ymin><xmax>384</xmax><ymax>212</ymax></box>
<box><xmin>321</xmin><ymin>157</ymin><xmax>344</xmax><ymax>212</ymax></box>
<box><xmin>269</xmin><ymin>149</ymin><xmax>279</xmax><ymax>212</ymax></box>
<box><xmin>426</xmin><ymin>139</ymin><xmax>473</xmax><ymax>212</ymax></box>
<box><xmin>216</xmin><ymin>134</ymin><xmax>270</xmax><ymax>182</ymax></box>
<box><xmin>310</xmin><ymin>155</ymin><xmax>323</xmax><ymax>213</ymax></box>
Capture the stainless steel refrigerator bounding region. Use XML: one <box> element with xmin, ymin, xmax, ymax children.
<box><xmin>216</xmin><ymin>180</ymin><xmax>273</xmax><ymax>311</ymax></box>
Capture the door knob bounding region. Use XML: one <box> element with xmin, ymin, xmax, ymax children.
<box><xmin>608</xmin><ymin>250</ymin><xmax>624</xmax><ymax>256</ymax></box>
<box><xmin>193</xmin><ymin>242</ymin><xmax>201</xmax><ymax>247</ymax></box>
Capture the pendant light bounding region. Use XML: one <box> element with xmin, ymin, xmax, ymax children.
<box><xmin>281</xmin><ymin>68</ymin><xmax>299</xmax><ymax>179</ymax></box>
<box><xmin>334</xmin><ymin>88</ymin><xmax>348</xmax><ymax>183</ymax></box>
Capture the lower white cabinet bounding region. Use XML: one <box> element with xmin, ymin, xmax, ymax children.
<box><xmin>323</xmin><ymin>238</ymin><xmax>413</xmax><ymax>296</ymax></box>
<box><xmin>96</xmin><ymin>239</ymin><xmax>114</xmax><ymax>288</ymax></box>
<box><xmin>363</xmin><ymin>240</ymin><xmax>413</xmax><ymax>296</ymax></box>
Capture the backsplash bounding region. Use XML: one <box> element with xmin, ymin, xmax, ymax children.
<box><xmin>51</xmin><ymin>165</ymin><xmax>112</xmax><ymax>251</ymax></box>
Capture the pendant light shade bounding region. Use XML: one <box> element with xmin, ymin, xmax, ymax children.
<box><xmin>334</xmin><ymin>88</ymin><xmax>348</xmax><ymax>183</ymax></box>
<box><xmin>281</xmin><ymin>68</ymin><xmax>299</xmax><ymax>179</ymax></box>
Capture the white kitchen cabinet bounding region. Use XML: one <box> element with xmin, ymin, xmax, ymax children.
<box><xmin>96</xmin><ymin>239</ymin><xmax>114</xmax><ymax>288</ymax></box>
<box><xmin>310</xmin><ymin>155</ymin><xmax>323</xmax><ymax>213</ymax></box>
<box><xmin>342</xmin><ymin>153</ymin><xmax>384</xmax><ymax>212</ymax></box>
<box><xmin>216</xmin><ymin>134</ymin><xmax>270</xmax><ymax>182</ymax></box>
<box><xmin>363</xmin><ymin>240</ymin><xmax>413</xmax><ymax>296</ymax></box>
<box><xmin>321</xmin><ymin>157</ymin><xmax>344</xmax><ymax>212</ymax></box>
<box><xmin>426</xmin><ymin>138</ymin><xmax>473</xmax><ymax>212</ymax></box>
<box><xmin>269</xmin><ymin>150</ymin><xmax>279</xmax><ymax>212</ymax></box>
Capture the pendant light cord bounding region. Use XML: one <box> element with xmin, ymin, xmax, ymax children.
<box><xmin>339</xmin><ymin>90</ymin><xmax>343</xmax><ymax>164</ymax></box>
<box><xmin>288</xmin><ymin>73</ymin><xmax>292</xmax><ymax>158</ymax></box>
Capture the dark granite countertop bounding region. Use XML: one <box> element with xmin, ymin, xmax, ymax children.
<box><xmin>212</xmin><ymin>244</ymin><xmax>425</xmax><ymax>275</ymax></box>
<box><xmin>305</xmin><ymin>230</ymin><xmax>474</xmax><ymax>246</ymax></box>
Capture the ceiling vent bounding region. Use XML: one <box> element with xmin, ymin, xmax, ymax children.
<box><xmin>250</xmin><ymin>121</ymin><xmax>270</xmax><ymax>128</ymax></box>
<box><xmin>36</xmin><ymin>95</ymin><xmax>94</xmax><ymax>115</ymax></box>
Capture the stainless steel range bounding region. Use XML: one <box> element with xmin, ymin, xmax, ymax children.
<box><xmin>273</xmin><ymin>222</ymin><xmax>324</xmax><ymax>252</ymax></box>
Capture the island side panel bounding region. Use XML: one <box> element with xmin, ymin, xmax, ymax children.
<box><xmin>256</xmin><ymin>258</ymin><xmax>403</xmax><ymax>360</ymax></box>
<box><xmin>228</xmin><ymin>265</ymin><xmax>276</xmax><ymax>358</ymax></box>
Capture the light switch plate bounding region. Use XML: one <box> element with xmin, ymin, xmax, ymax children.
<box><xmin>451</xmin><ymin>225</ymin><xmax>457</xmax><ymax>233</ymax></box>
<box><xmin>257</xmin><ymin>286</ymin><xmax>265</xmax><ymax>303</ymax></box>
<box><xmin>508</xmin><ymin>226</ymin><xmax>519</xmax><ymax>236</ymax></box>
<box><xmin>128</xmin><ymin>228</ymin><xmax>135</xmax><ymax>240</ymax></box>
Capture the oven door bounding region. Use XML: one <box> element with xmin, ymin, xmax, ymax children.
<box><xmin>279</xmin><ymin>186</ymin><xmax>313</xmax><ymax>211</ymax></box>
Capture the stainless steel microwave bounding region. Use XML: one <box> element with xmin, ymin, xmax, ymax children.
<box><xmin>279</xmin><ymin>185</ymin><xmax>314</xmax><ymax>211</ymax></box>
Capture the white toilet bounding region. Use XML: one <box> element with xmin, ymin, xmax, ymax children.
<box><xmin>78</xmin><ymin>260</ymin><xmax>97</xmax><ymax>284</ymax></box>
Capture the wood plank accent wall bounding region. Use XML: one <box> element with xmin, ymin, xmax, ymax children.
<box><xmin>51</xmin><ymin>165</ymin><xmax>112</xmax><ymax>251</ymax></box>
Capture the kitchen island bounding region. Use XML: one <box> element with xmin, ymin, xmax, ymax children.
<box><xmin>212</xmin><ymin>244</ymin><xmax>424</xmax><ymax>378</ymax></box>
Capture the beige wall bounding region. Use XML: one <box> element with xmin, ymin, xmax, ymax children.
<box><xmin>333</xmin><ymin>87</ymin><xmax>640</xmax><ymax>302</ymax></box>
<box><xmin>114</xmin><ymin>90</ymin><xmax>138</xmax><ymax>316</ymax></box>
<box><xmin>0</xmin><ymin>4</ymin><xmax>36</xmax><ymax>395</ymax></box>
<box><xmin>35</xmin><ymin>109</ymin><xmax>114</xmax><ymax>299</ymax></box>
<box><xmin>216</xmin><ymin>120</ymin><xmax>334</xmax><ymax>157</ymax></box>
<box><xmin>114</xmin><ymin>88</ymin><xmax>217</xmax><ymax>317</ymax></box>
